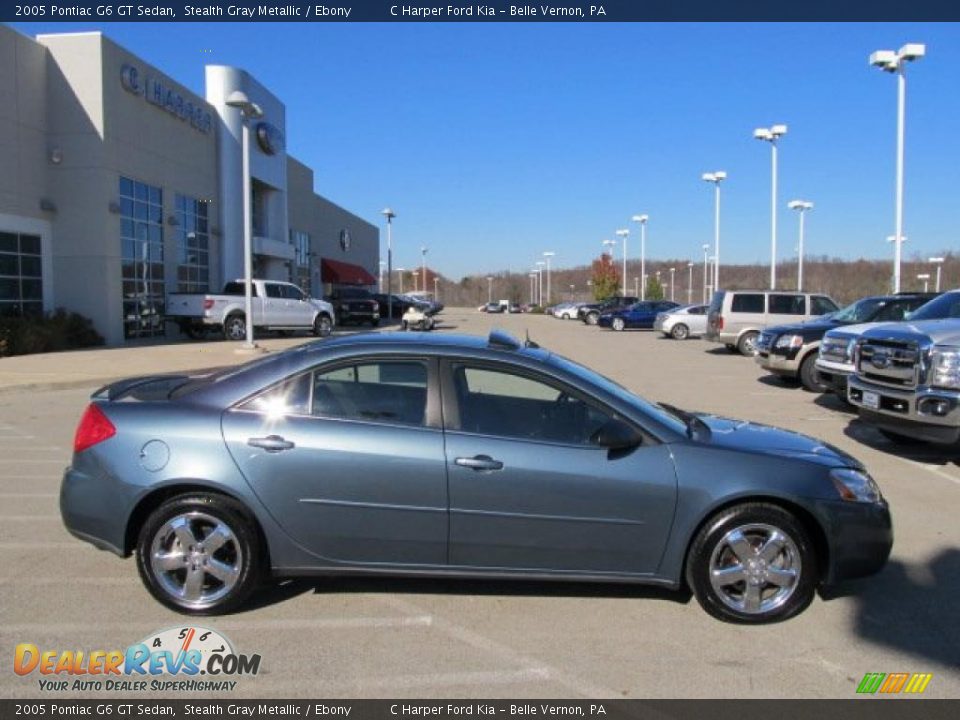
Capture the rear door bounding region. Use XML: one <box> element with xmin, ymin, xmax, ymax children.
<box><xmin>441</xmin><ymin>360</ymin><xmax>677</xmax><ymax>574</ymax></box>
<box><xmin>281</xmin><ymin>284</ymin><xmax>313</xmax><ymax>327</ymax></box>
<box><xmin>221</xmin><ymin>357</ymin><xmax>448</xmax><ymax>565</ymax></box>
<box><xmin>261</xmin><ymin>282</ymin><xmax>289</xmax><ymax>325</ymax></box>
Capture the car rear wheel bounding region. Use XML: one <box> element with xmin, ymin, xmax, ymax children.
<box><xmin>312</xmin><ymin>314</ymin><xmax>333</xmax><ymax>338</ymax></box>
<box><xmin>738</xmin><ymin>331</ymin><xmax>759</xmax><ymax>356</ymax></box>
<box><xmin>223</xmin><ymin>314</ymin><xmax>246</xmax><ymax>342</ymax></box>
<box><xmin>799</xmin><ymin>353</ymin><xmax>828</xmax><ymax>393</ymax></box>
<box><xmin>586</xmin><ymin>312</ymin><xmax>599</xmax><ymax>326</ymax></box>
<box><xmin>136</xmin><ymin>494</ymin><xmax>262</xmax><ymax>615</ymax></box>
<box><xmin>686</xmin><ymin>503</ymin><xmax>817</xmax><ymax>624</ymax></box>
<box><xmin>671</xmin><ymin>323</ymin><xmax>690</xmax><ymax>340</ymax></box>
<box><xmin>611</xmin><ymin>317</ymin><xmax>626</xmax><ymax>332</ymax></box>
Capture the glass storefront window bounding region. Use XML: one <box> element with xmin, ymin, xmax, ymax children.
<box><xmin>290</xmin><ymin>229</ymin><xmax>311</xmax><ymax>295</ymax></box>
<box><xmin>0</xmin><ymin>231</ymin><xmax>43</xmax><ymax>318</ymax></box>
<box><xmin>119</xmin><ymin>177</ymin><xmax>165</xmax><ymax>339</ymax></box>
<box><xmin>174</xmin><ymin>194</ymin><xmax>211</xmax><ymax>294</ymax></box>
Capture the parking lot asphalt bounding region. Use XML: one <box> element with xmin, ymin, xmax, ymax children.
<box><xmin>1</xmin><ymin>309</ymin><xmax>958</xmax><ymax>699</ymax></box>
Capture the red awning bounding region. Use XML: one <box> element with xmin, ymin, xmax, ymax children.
<box><xmin>320</xmin><ymin>258</ymin><xmax>377</xmax><ymax>285</ymax></box>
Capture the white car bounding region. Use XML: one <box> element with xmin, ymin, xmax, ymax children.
<box><xmin>554</xmin><ymin>302</ymin><xmax>585</xmax><ymax>320</ymax></box>
<box><xmin>401</xmin><ymin>305</ymin><xmax>435</xmax><ymax>331</ymax></box>
<box><xmin>654</xmin><ymin>304</ymin><xmax>709</xmax><ymax>340</ymax></box>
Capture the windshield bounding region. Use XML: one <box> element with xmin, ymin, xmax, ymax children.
<box><xmin>547</xmin><ymin>354</ymin><xmax>688</xmax><ymax>436</ymax></box>
<box><xmin>907</xmin><ymin>293</ymin><xmax>960</xmax><ymax>321</ymax></box>
<box><xmin>830</xmin><ymin>298</ymin><xmax>887</xmax><ymax>323</ymax></box>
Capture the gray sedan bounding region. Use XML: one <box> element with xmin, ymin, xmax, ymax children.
<box><xmin>61</xmin><ymin>330</ymin><xmax>892</xmax><ymax>623</ymax></box>
<box><xmin>654</xmin><ymin>304</ymin><xmax>710</xmax><ymax>340</ymax></box>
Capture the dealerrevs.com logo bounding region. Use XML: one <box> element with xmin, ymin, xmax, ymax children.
<box><xmin>14</xmin><ymin>626</ymin><xmax>261</xmax><ymax>693</ymax></box>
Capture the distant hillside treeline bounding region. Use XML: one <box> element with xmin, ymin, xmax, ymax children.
<box><xmin>436</xmin><ymin>252</ymin><xmax>959</xmax><ymax>308</ymax></box>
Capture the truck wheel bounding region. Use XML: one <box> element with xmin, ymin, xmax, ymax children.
<box><xmin>671</xmin><ymin>324</ymin><xmax>690</xmax><ymax>340</ymax></box>
<box><xmin>185</xmin><ymin>325</ymin><xmax>209</xmax><ymax>341</ymax></box>
<box><xmin>738</xmin><ymin>332</ymin><xmax>759</xmax><ymax>356</ymax></box>
<box><xmin>223</xmin><ymin>314</ymin><xmax>246</xmax><ymax>342</ymax></box>
<box><xmin>799</xmin><ymin>354</ymin><xmax>828</xmax><ymax>393</ymax></box>
<box><xmin>312</xmin><ymin>314</ymin><xmax>333</xmax><ymax>338</ymax></box>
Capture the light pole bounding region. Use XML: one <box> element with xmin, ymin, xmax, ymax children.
<box><xmin>702</xmin><ymin>243</ymin><xmax>710</xmax><ymax>303</ymax></box>
<box><xmin>396</xmin><ymin>267</ymin><xmax>405</xmax><ymax>294</ymax></box>
<box><xmin>917</xmin><ymin>273</ymin><xmax>930</xmax><ymax>292</ymax></box>
<box><xmin>433</xmin><ymin>276</ymin><xmax>439</xmax><ymax>301</ymax></box>
<box><xmin>870</xmin><ymin>43</ymin><xmax>925</xmax><ymax>294</ymax></box>
<box><xmin>788</xmin><ymin>200</ymin><xmax>813</xmax><ymax>291</ymax></box>
<box><xmin>615</xmin><ymin>228</ymin><xmax>629</xmax><ymax>296</ymax></box>
<box><xmin>528</xmin><ymin>273</ymin><xmax>537</xmax><ymax>304</ymax></box>
<box><xmin>701</xmin><ymin>172</ymin><xmax>725</xmax><ymax>293</ymax></box>
<box><xmin>687</xmin><ymin>262</ymin><xmax>694</xmax><ymax>304</ymax></box>
<box><xmin>634</xmin><ymin>277</ymin><xmax>639</xmax><ymax>297</ymax></box>
<box><xmin>543</xmin><ymin>251</ymin><xmax>555</xmax><ymax>306</ymax></box>
<box><xmin>487</xmin><ymin>276</ymin><xmax>493</xmax><ymax>303</ymax></box>
<box><xmin>535</xmin><ymin>261</ymin><xmax>545</xmax><ymax>306</ymax></box>
<box><xmin>378</xmin><ymin>260</ymin><xmax>386</xmax><ymax>293</ymax></box>
<box><xmin>754</xmin><ymin>125</ymin><xmax>788</xmax><ymax>289</ymax></box>
<box><xmin>929</xmin><ymin>257</ymin><xmax>945</xmax><ymax>292</ymax></box>
<box><xmin>225</xmin><ymin>91</ymin><xmax>264</xmax><ymax>351</ymax></box>
<box><xmin>420</xmin><ymin>246</ymin><xmax>428</xmax><ymax>295</ymax></box>
<box><xmin>885</xmin><ymin>235</ymin><xmax>908</xmax><ymax>291</ymax></box>
<box><xmin>669</xmin><ymin>267</ymin><xmax>676</xmax><ymax>302</ymax></box>
<box><xmin>381</xmin><ymin>207</ymin><xmax>396</xmax><ymax>320</ymax></box>
<box><xmin>631</xmin><ymin>215</ymin><xmax>649</xmax><ymax>300</ymax></box>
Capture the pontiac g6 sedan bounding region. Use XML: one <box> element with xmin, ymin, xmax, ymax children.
<box><xmin>61</xmin><ymin>331</ymin><xmax>892</xmax><ymax>623</ymax></box>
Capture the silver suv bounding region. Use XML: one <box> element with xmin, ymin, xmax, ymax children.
<box><xmin>706</xmin><ymin>290</ymin><xmax>838</xmax><ymax>356</ymax></box>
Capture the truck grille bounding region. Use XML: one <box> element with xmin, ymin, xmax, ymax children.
<box><xmin>857</xmin><ymin>339</ymin><xmax>920</xmax><ymax>388</ymax></box>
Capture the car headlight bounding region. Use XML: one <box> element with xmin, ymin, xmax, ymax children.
<box><xmin>931</xmin><ymin>348</ymin><xmax>960</xmax><ymax>390</ymax></box>
<box><xmin>775</xmin><ymin>334</ymin><xmax>804</xmax><ymax>350</ymax></box>
<box><xmin>830</xmin><ymin>468</ymin><xmax>883</xmax><ymax>504</ymax></box>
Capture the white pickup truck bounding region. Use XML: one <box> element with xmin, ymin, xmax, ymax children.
<box><xmin>166</xmin><ymin>279</ymin><xmax>336</xmax><ymax>341</ymax></box>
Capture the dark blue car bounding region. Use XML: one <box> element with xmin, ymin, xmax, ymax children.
<box><xmin>61</xmin><ymin>330</ymin><xmax>891</xmax><ymax>623</ymax></box>
<box><xmin>599</xmin><ymin>300</ymin><xmax>681</xmax><ymax>331</ymax></box>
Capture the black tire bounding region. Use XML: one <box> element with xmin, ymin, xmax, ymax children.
<box><xmin>370</xmin><ymin>318</ymin><xmax>380</xmax><ymax>327</ymax></box>
<box><xmin>185</xmin><ymin>325</ymin><xmax>209</xmax><ymax>341</ymax></box>
<box><xmin>312</xmin><ymin>314</ymin><xmax>333</xmax><ymax>338</ymax></box>
<box><xmin>611</xmin><ymin>317</ymin><xmax>626</xmax><ymax>332</ymax></box>
<box><xmin>738</xmin><ymin>331</ymin><xmax>759</xmax><ymax>356</ymax></box>
<box><xmin>671</xmin><ymin>323</ymin><xmax>690</xmax><ymax>340</ymax></box>
<box><xmin>135</xmin><ymin>493</ymin><xmax>263</xmax><ymax>615</ymax></box>
<box><xmin>401</xmin><ymin>321</ymin><xmax>409</xmax><ymax>331</ymax></box>
<box><xmin>799</xmin><ymin>353</ymin><xmax>828</xmax><ymax>393</ymax></box>
<box><xmin>878</xmin><ymin>428</ymin><xmax>925</xmax><ymax>445</ymax></box>
<box><xmin>725</xmin><ymin>343</ymin><xmax>737</xmax><ymax>353</ymax></box>
<box><xmin>586</xmin><ymin>312</ymin><xmax>599</xmax><ymax>326</ymax></box>
<box><xmin>686</xmin><ymin>502</ymin><xmax>817</xmax><ymax>624</ymax></box>
<box><xmin>223</xmin><ymin>314</ymin><xmax>246</xmax><ymax>342</ymax></box>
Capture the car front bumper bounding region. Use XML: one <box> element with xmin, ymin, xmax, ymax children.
<box><xmin>816</xmin><ymin>497</ymin><xmax>893</xmax><ymax>586</ymax></box>
<box><xmin>815</xmin><ymin>358</ymin><xmax>852</xmax><ymax>396</ymax></box>
<box><xmin>848</xmin><ymin>377</ymin><xmax>960</xmax><ymax>444</ymax></box>
<box><xmin>755</xmin><ymin>347</ymin><xmax>802</xmax><ymax>375</ymax></box>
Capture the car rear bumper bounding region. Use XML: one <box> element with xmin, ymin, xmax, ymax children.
<box><xmin>60</xmin><ymin>466</ymin><xmax>129</xmax><ymax>557</ymax></box>
<box><xmin>816</xmin><ymin>498</ymin><xmax>892</xmax><ymax>586</ymax></box>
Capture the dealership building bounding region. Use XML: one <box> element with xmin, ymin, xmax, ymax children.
<box><xmin>0</xmin><ymin>25</ymin><xmax>378</xmax><ymax>344</ymax></box>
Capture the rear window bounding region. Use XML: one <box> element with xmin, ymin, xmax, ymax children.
<box><xmin>731</xmin><ymin>293</ymin><xmax>764</xmax><ymax>313</ymax></box>
<box><xmin>768</xmin><ymin>294</ymin><xmax>805</xmax><ymax>315</ymax></box>
<box><xmin>909</xmin><ymin>292</ymin><xmax>960</xmax><ymax>321</ymax></box>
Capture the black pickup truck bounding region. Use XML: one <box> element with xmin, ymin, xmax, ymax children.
<box><xmin>579</xmin><ymin>296</ymin><xmax>639</xmax><ymax>325</ymax></box>
<box><xmin>326</xmin><ymin>288</ymin><xmax>381</xmax><ymax>326</ymax></box>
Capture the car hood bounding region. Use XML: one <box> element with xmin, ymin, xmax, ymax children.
<box><xmin>695</xmin><ymin>414</ymin><xmax>863</xmax><ymax>469</ymax></box>
<box><xmin>764</xmin><ymin>317</ymin><xmax>842</xmax><ymax>336</ymax></box>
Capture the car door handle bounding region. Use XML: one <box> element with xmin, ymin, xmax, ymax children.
<box><xmin>248</xmin><ymin>435</ymin><xmax>295</xmax><ymax>452</ymax></box>
<box><xmin>454</xmin><ymin>455</ymin><xmax>504</xmax><ymax>471</ymax></box>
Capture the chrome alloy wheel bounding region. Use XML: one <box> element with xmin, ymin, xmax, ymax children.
<box><xmin>708</xmin><ymin>523</ymin><xmax>801</xmax><ymax>615</ymax></box>
<box><xmin>149</xmin><ymin>512</ymin><xmax>243</xmax><ymax>609</ymax></box>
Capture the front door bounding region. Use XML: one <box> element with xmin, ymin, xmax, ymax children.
<box><xmin>221</xmin><ymin>358</ymin><xmax>448</xmax><ymax>566</ymax></box>
<box><xmin>442</xmin><ymin>361</ymin><xmax>677</xmax><ymax>575</ymax></box>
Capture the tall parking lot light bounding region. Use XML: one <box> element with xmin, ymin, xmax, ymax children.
<box><xmin>420</xmin><ymin>246</ymin><xmax>428</xmax><ymax>294</ymax></box>
<box><xmin>529</xmin><ymin>273</ymin><xmax>537</xmax><ymax>305</ymax></box>
<box><xmin>669</xmin><ymin>267</ymin><xmax>676</xmax><ymax>302</ymax></box>
<box><xmin>434</xmin><ymin>276</ymin><xmax>440</xmax><ymax>301</ymax></box>
<box><xmin>702</xmin><ymin>243</ymin><xmax>710</xmax><ymax>303</ymax></box>
<box><xmin>634</xmin><ymin>276</ymin><xmax>639</xmax><ymax>297</ymax></box>
<box><xmin>381</xmin><ymin>207</ymin><xmax>396</xmax><ymax>320</ymax></box>
<box><xmin>687</xmin><ymin>262</ymin><xmax>694</xmax><ymax>304</ymax></box>
<box><xmin>536</xmin><ymin>261</ymin><xmax>546</xmax><ymax>306</ymax></box>
<box><xmin>871</xmin><ymin>43</ymin><xmax>925</xmax><ymax>294</ymax></box>
<box><xmin>754</xmin><ymin>125</ymin><xmax>788</xmax><ymax>289</ymax></box>
<box><xmin>543</xmin><ymin>252</ymin><xmax>555</xmax><ymax>306</ymax></box>
<box><xmin>225</xmin><ymin>90</ymin><xmax>264</xmax><ymax>350</ymax></box>
<box><xmin>631</xmin><ymin>214</ymin><xmax>649</xmax><ymax>300</ymax></box>
<box><xmin>487</xmin><ymin>276</ymin><xmax>494</xmax><ymax>303</ymax></box>
<box><xmin>396</xmin><ymin>267</ymin><xmax>406</xmax><ymax>294</ymax></box>
<box><xmin>885</xmin><ymin>235</ymin><xmax>908</xmax><ymax>292</ymax></box>
<box><xmin>929</xmin><ymin>256</ymin><xmax>945</xmax><ymax>292</ymax></box>
<box><xmin>787</xmin><ymin>200</ymin><xmax>813</xmax><ymax>291</ymax></box>
<box><xmin>615</xmin><ymin>229</ymin><xmax>629</xmax><ymax>296</ymax></box>
<box><xmin>701</xmin><ymin>172</ymin><xmax>725</xmax><ymax>293</ymax></box>
<box><xmin>917</xmin><ymin>273</ymin><xmax>930</xmax><ymax>292</ymax></box>
<box><xmin>378</xmin><ymin>260</ymin><xmax>386</xmax><ymax>293</ymax></box>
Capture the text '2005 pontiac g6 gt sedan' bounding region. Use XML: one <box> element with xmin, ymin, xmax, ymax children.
<box><xmin>61</xmin><ymin>330</ymin><xmax>892</xmax><ymax>623</ymax></box>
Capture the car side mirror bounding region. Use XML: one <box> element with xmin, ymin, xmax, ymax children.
<box><xmin>591</xmin><ymin>419</ymin><xmax>642</xmax><ymax>451</ymax></box>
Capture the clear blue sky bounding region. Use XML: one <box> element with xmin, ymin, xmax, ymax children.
<box><xmin>14</xmin><ymin>21</ymin><xmax>960</xmax><ymax>279</ymax></box>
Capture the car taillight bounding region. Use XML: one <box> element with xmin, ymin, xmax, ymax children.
<box><xmin>73</xmin><ymin>404</ymin><xmax>116</xmax><ymax>453</ymax></box>
<box><xmin>203</xmin><ymin>298</ymin><xmax>215</xmax><ymax>310</ymax></box>
<box><xmin>718</xmin><ymin>316</ymin><xmax>724</xmax><ymax>330</ymax></box>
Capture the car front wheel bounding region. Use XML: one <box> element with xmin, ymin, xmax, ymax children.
<box><xmin>686</xmin><ymin>503</ymin><xmax>817</xmax><ymax>624</ymax></box>
<box><xmin>799</xmin><ymin>353</ymin><xmax>827</xmax><ymax>393</ymax></box>
<box><xmin>738</xmin><ymin>331</ymin><xmax>759</xmax><ymax>356</ymax></box>
<box><xmin>136</xmin><ymin>493</ymin><xmax>262</xmax><ymax>615</ymax></box>
<box><xmin>313</xmin><ymin>314</ymin><xmax>333</xmax><ymax>337</ymax></box>
<box><xmin>586</xmin><ymin>312</ymin><xmax>599</xmax><ymax>326</ymax></box>
<box><xmin>671</xmin><ymin>323</ymin><xmax>690</xmax><ymax>340</ymax></box>
<box><xmin>611</xmin><ymin>317</ymin><xmax>626</xmax><ymax>332</ymax></box>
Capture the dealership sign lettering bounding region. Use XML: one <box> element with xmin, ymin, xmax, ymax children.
<box><xmin>121</xmin><ymin>64</ymin><xmax>213</xmax><ymax>134</ymax></box>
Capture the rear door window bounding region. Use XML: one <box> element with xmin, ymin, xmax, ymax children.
<box><xmin>730</xmin><ymin>294</ymin><xmax>764</xmax><ymax>313</ymax></box>
<box><xmin>264</xmin><ymin>283</ymin><xmax>284</xmax><ymax>299</ymax></box>
<box><xmin>313</xmin><ymin>361</ymin><xmax>428</xmax><ymax>426</ymax></box>
<box><xmin>768</xmin><ymin>294</ymin><xmax>806</xmax><ymax>315</ymax></box>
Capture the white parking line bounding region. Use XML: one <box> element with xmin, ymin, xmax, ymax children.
<box><xmin>378</xmin><ymin>595</ymin><xmax>620</xmax><ymax>698</ymax></box>
<box><xmin>3</xmin><ymin>616</ymin><xmax>435</xmax><ymax>634</ymax></box>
